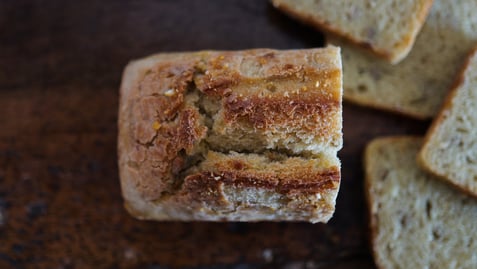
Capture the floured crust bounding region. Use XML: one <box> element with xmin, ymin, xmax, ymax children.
<box><xmin>118</xmin><ymin>48</ymin><xmax>343</xmax><ymax>222</ymax></box>
<box><xmin>271</xmin><ymin>0</ymin><xmax>433</xmax><ymax>64</ymax></box>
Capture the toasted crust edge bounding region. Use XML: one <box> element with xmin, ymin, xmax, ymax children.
<box><xmin>272</xmin><ymin>0</ymin><xmax>434</xmax><ymax>64</ymax></box>
<box><xmin>418</xmin><ymin>46</ymin><xmax>477</xmax><ymax>199</ymax></box>
<box><xmin>364</xmin><ymin>136</ymin><xmax>423</xmax><ymax>269</ymax></box>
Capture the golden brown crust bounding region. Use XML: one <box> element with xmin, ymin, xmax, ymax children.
<box><xmin>118</xmin><ymin>48</ymin><xmax>342</xmax><ymax>222</ymax></box>
<box><xmin>273</xmin><ymin>0</ymin><xmax>434</xmax><ymax>64</ymax></box>
<box><xmin>418</xmin><ymin>46</ymin><xmax>477</xmax><ymax>199</ymax></box>
<box><xmin>224</xmin><ymin>94</ymin><xmax>340</xmax><ymax>131</ymax></box>
<box><xmin>190</xmin><ymin>170</ymin><xmax>339</xmax><ymax>194</ymax></box>
<box><xmin>181</xmin><ymin>168</ymin><xmax>339</xmax><ymax>206</ymax></box>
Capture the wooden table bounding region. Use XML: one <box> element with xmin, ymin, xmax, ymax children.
<box><xmin>0</xmin><ymin>1</ymin><xmax>428</xmax><ymax>268</ymax></box>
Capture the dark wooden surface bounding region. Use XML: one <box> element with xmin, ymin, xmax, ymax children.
<box><xmin>0</xmin><ymin>1</ymin><xmax>429</xmax><ymax>268</ymax></box>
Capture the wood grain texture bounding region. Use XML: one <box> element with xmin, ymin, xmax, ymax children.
<box><xmin>0</xmin><ymin>0</ymin><xmax>429</xmax><ymax>268</ymax></box>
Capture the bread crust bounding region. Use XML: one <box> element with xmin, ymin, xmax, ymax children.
<box><xmin>118</xmin><ymin>48</ymin><xmax>343</xmax><ymax>222</ymax></box>
<box><xmin>272</xmin><ymin>0</ymin><xmax>434</xmax><ymax>64</ymax></box>
<box><xmin>418</xmin><ymin>46</ymin><xmax>477</xmax><ymax>199</ymax></box>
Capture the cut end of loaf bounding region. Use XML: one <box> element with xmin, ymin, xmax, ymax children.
<box><xmin>118</xmin><ymin>47</ymin><xmax>343</xmax><ymax>222</ymax></box>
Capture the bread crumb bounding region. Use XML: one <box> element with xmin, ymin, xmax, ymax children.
<box><xmin>152</xmin><ymin>121</ymin><xmax>161</xmax><ymax>130</ymax></box>
<box><xmin>315</xmin><ymin>81</ymin><xmax>320</xmax><ymax>88</ymax></box>
<box><xmin>164</xmin><ymin>89</ymin><xmax>176</xmax><ymax>97</ymax></box>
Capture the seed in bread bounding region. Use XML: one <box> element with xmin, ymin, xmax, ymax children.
<box><xmin>419</xmin><ymin>46</ymin><xmax>477</xmax><ymax>198</ymax></box>
<box><xmin>271</xmin><ymin>0</ymin><xmax>433</xmax><ymax>64</ymax></box>
<box><xmin>365</xmin><ymin>137</ymin><xmax>477</xmax><ymax>269</ymax></box>
<box><xmin>329</xmin><ymin>0</ymin><xmax>477</xmax><ymax>119</ymax></box>
<box><xmin>118</xmin><ymin>47</ymin><xmax>343</xmax><ymax>223</ymax></box>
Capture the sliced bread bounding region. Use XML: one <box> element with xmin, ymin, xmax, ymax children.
<box><xmin>365</xmin><ymin>137</ymin><xmax>477</xmax><ymax>269</ymax></box>
<box><xmin>330</xmin><ymin>0</ymin><xmax>477</xmax><ymax>119</ymax></box>
<box><xmin>271</xmin><ymin>0</ymin><xmax>433</xmax><ymax>64</ymax></box>
<box><xmin>419</xmin><ymin>46</ymin><xmax>477</xmax><ymax>198</ymax></box>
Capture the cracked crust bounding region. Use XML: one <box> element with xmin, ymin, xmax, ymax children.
<box><xmin>118</xmin><ymin>48</ymin><xmax>343</xmax><ymax>222</ymax></box>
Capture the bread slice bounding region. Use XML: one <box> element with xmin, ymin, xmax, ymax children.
<box><xmin>330</xmin><ymin>0</ymin><xmax>477</xmax><ymax>119</ymax></box>
<box><xmin>118</xmin><ymin>47</ymin><xmax>343</xmax><ymax>223</ymax></box>
<box><xmin>271</xmin><ymin>0</ymin><xmax>433</xmax><ymax>64</ymax></box>
<box><xmin>419</xmin><ymin>47</ymin><xmax>477</xmax><ymax>198</ymax></box>
<box><xmin>365</xmin><ymin>137</ymin><xmax>477</xmax><ymax>269</ymax></box>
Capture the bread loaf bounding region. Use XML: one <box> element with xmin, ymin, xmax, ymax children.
<box><xmin>118</xmin><ymin>47</ymin><xmax>343</xmax><ymax>222</ymax></box>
